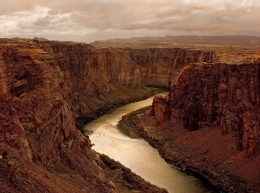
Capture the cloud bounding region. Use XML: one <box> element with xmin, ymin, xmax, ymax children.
<box><xmin>33</xmin><ymin>16</ymin><xmax>52</xmax><ymax>27</ymax></box>
<box><xmin>0</xmin><ymin>0</ymin><xmax>259</xmax><ymax>42</ymax></box>
<box><xmin>48</xmin><ymin>9</ymin><xmax>60</xmax><ymax>15</ymax></box>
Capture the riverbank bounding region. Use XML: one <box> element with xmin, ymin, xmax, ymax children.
<box><xmin>119</xmin><ymin>106</ymin><xmax>260</xmax><ymax>193</ymax></box>
<box><xmin>100</xmin><ymin>154</ymin><xmax>167</xmax><ymax>193</ymax></box>
<box><xmin>76</xmin><ymin>86</ymin><xmax>164</xmax><ymax>130</ymax></box>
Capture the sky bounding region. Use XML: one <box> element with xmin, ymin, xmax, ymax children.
<box><xmin>0</xmin><ymin>0</ymin><xmax>259</xmax><ymax>43</ymax></box>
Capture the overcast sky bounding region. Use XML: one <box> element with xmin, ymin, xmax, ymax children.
<box><xmin>0</xmin><ymin>0</ymin><xmax>259</xmax><ymax>43</ymax></box>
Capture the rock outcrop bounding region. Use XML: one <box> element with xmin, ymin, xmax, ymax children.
<box><xmin>0</xmin><ymin>38</ymin><xmax>117</xmax><ymax>193</ymax></box>
<box><xmin>35</xmin><ymin>41</ymin><xmax>215</xmax><ymax>126</ymax></box>
<box><xmin>127</xmin><ymin>48</ymin><xmax>217</xmax><ymax>88</ymax></box>
<box><xmin>150</xmin><ymin>62</ymin><xmax>260</xmax><ymax>192</ymax></box>
<box><xmin>0</xmin><ymin>37</ymin><xmax>245</xmax><ymax>192</ymax></box>
<box><xmin>0</xmin><ymin>38</ymin><xmax>184</xmax><ymax>193</ymax></box>
<box><xmin>152</xmin><ymin>62</ymin><xmax>260</xmax><ymax>156</ymax></box>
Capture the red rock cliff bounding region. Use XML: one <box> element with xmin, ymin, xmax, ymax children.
<box><xmin>151</xmin><ymin>62</ymin><xmax>260</xmax><ymax>192</ymax></box>
<box><xmin>0</xmin><ymin>38</ymin><xmax>119</xmax><ymax>193</ymax></box>
<box><xmin>152</xmin><ymin>62</ymin><xmax>260</xmax><ymax>155</ymax></box>
<box><xmin>1</xmin><ymin>38</ymin><xmax>216</xmax><ymax>192</ymax></box>
<box><xmin>127</xmin><ymin>48</ymin><xmax>217</xmax><ymax>88</ymax></box>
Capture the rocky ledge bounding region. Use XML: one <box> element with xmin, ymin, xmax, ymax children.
<box><xmin>120</xmin><ymin>62</ymin><xmax>260</xmax><ymax>193</ymax></box>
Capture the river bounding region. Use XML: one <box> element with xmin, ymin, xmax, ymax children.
<box><xmin>83</xmin><ymin>93</ymin><xmax>218</xmax><ymax>193</ymax></box>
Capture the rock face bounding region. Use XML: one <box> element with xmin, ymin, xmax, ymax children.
<box><xmin>0</xmin><ymin>38</ymin><xmax>117</xmax><ymax>193</ymax></box>
<box><xmin>35</xmin><ymin>41</ymin><xmax>215</xmax><ymax>125</ymax></box>
<box><xmin>0</xmin><ymin>38</ymin><xmax>216</xmax><ymax>192</ymax></box>
<box><xmin>152</xmin><ymin>62</ymin><xmax>260</xmax><ymax>156</ymax></box>
<box><xmin>151</xmin><ymin>62</ymin><xmax>260</xmax><ymax>192</ymax></box>
<box><xmin>127</xmin><ymin>48</ymin><xmax>217</xmax><ymax>88</ymax></box>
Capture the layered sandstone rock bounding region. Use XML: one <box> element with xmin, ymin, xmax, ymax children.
<box><xmin>150</xmin><ymin>61</ymin><xmax>260</xmax><ymax>192</ymax></box>
<box><xmin>35</xmin><ymin>42</ymin><xmax>215</xmax><ymax>124</ymax></box>
<box><xmin>127</xmin><ymin>48</ymin><xmax>217</xmax><ymax>88</ymax></box>
<box><xmin>152</xmin><ymin>62</ymin><xmax>260</xmax><ymax>156</ymax></box>
<box><xmin>0</xmin><ymin>39</ymin><xmax>115</xmax><ymax>193</ymax></box>
<box><xmin>0</xmin><ymin>37</ymin><xmax>235</xmax><ymax>192</ymax></box>
<box><xmin>0</xmin><ymin>38</ymin><xmax>173</xmax><ymax>193</ymax></box>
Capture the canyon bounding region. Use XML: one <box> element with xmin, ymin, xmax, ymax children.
<box><xmin>0</xmin><ymin>38</ymin><xmax>260</xmax><ymax>193</ymax></box>
<box><xmin>0</xmin><ymin>37</ymin><xmax>217</xmax><ymax>192</ymax></box>
<box><xmin>96</xmin><ymin>36</ymin><xmax>260</xmax><ymax>192</ymax></box>
<box><xmin>149</xmin><ymin>61</ymin><xmax>260</xmax><ymax>192</ymax></box>
<box><xmin>119</xmin><ymin>46</ymin><xmax>260</xmax><ymax>192</ymax></box>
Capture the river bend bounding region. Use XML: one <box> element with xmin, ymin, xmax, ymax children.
<box><xmin>84</xmin><ymin>94</ymin><xmax>216</xmax><ymax>193</ymax></box>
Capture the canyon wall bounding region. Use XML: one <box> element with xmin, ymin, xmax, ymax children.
<box><xmin>0</xmin><ymin>39</ymin><xmax>117</xmax><ymax>193</ymax></box>
<box><xmin>152</xmin><ymin>62</ymin><xmax>260</xmax><ymax>156</ymax></box>
<box><xmin>151</xmin><ymin>62</ymin><xmax>260</xmax><ymax>192</ymax></box>
<box><xmin>127</xmin><ymin>48</ymin><xmax>217</xmax><ymax>88</ymax></box>
<box><xmin>36</xmin><ymin>41</ymin><xmax>215</xmax><ymax>125</ymax></box>
<box><xmin>0</xmin><ymin>38</ymin><xmax>214</xmax><ymax>192</ymax></box>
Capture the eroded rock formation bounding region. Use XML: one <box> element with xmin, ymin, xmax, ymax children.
<box><xmin>35</xmin><ymin>41</ymin><xmax>215</xmax><ymax>125</ymax></box>
<box><xmin>0</xmin><ymin>37</ymin><xmax>218</xmax><ymax>193</ymax></box>
<box><xmin>127</xmin><ymin>48</ymin><xmax>217</xmax><ymax>88</ymax></box>
<box><xmin>147</xmin><ymin>62</ymin><xmax>260</xmax><ymax>192</ymax></box>
<box><xmin>0</xmin><ymin>39</ymin><xmax>116</xmax><ymax>193</ymax></box>
<box><xmin>0</xmin><ymin>37</ymin><xmax>240</xmax><ymax>192</ymax></box>
<box><xmin>0</xmin><ymin>38</ymin><xmax>184</xmax><ymax>193</ymax></box>
<box><xmin>152</xmin><ymin>63</ymin><xmax>260</xmax><ymax>157</ymax></box>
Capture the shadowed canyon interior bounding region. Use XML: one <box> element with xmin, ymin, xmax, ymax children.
<box><xmin>149</xmin><ymin>62</ymin><xmax>260</xmax><ymax>192</ymax></box>
<box><xmin>85</xmin><ymin>94</ymin><xmax>218</xmax><ymax>193</ymax></box>
<box><xmin>0</xmin><ymin>37</ymin><xmax>259</xmax><ymax>192</ymax></box>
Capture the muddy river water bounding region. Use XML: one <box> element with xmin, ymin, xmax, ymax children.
<box><xmin>84</xmin><ymin>94</ymin><xmax>218</xmax><ymax>193</ymax></box>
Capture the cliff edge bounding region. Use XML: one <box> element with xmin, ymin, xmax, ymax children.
<box><xmin>121</xmin><ymin>61</ymin><xmax>260</xmax><ymax>192</ymax></box>
<box><xmin>0</xmin><ymin>38</ymin><xmax>175</xmax><ymax>193</ymax></box>
<box><xmin>0</xmin><ymin>37</ymin><xmax>225</xmax><ymax>192</ymax></box>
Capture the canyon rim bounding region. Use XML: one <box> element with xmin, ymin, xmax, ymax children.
<box><xmin>0</xmin><ymin>36</ymin><xmax>260</xmax><ymax>193</ymax></box>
